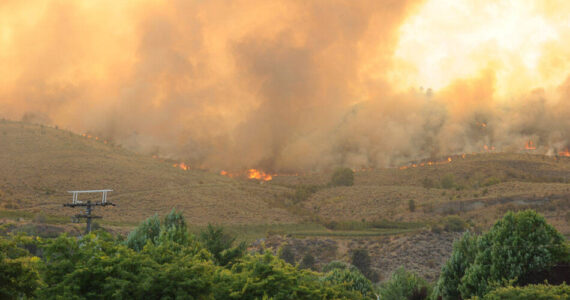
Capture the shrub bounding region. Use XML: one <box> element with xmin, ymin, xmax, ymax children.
<box><xmin>299</xmin><ymin>253</ymin><xmax>316</xmax><ymax>270</ymax></box>
<box><xmin>321</xmin><ymin>267</ymin><xmax>374</xmax><ymax>298</ymax></box>
<box><xmin>479</xmin><ymin>283</ymin><xmax>570</xmax><ymax>300</ymax></box>
<box><xmin>278</xmin><ymin>244</ymin><xmax>295</xmax><ymax>265</ymax></box>
<box><xmin>322</xmin><ymin>260</ymin><xmax>350</xmax><ymax>273</ymax></box>
<box><xmin>287</xmin><ymin>185</ymin><xmax>321</xmax><ymax>204</ymax></box>
<box><xmin>331</xmin><ymin>168</ymin><xmax>354</xmax><ymax>187</ymax></box>
<box><xmin>422</xmin><ymin>177</ymin><xmax>436</xmax><ymax>189</ymax></box>
<box><xmin>442</xmin><ymin>216</ymin><xmax>467</xmax><ymax>232</ymax></box>
<box><xmin>440</xmin><ymin>173</ymin><xmax>456</xmax><ymax>189</ymax></box>
<box><xmin>378</xmin><ymin>267</ymin><xmax>430</xmax><ymax>300</ymax></box>
<box><xmin>483</xmin><ymin>177</ymin><xmax>501</xmax><ymax>187</ymax></box>
<box><xmin>216</xmin><ymin>252</ymin><xmax>361</xmax><ymax>299</ymax></box>
<box><xmin>409</xmin><ymin>199</ymin><xmax>416</xmax><ymax>212</ymax></box>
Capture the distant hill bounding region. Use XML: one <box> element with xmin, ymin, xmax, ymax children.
<box><xmin>271</xmin><ymin>152</ymin><xmax>570</xmax><ymax>236</ymax></box>
<box><xmin>0</xmin><ymin>120</ymin><xmax>300</xmax><ymax>226</ymax></box>
<box><xmin>1</xmin><ymin>120</ymin><xmax>569</xmax><ymax>237</ymax></box>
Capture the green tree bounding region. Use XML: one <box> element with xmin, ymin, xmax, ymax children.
<box><xmin>351</xmin><ymin>249</ymin><xmax>377</xmax><ymax>281</ymax></box>
<box><xmin>199</xmin><ymin>224</ymin><xmax>246</xmax><ymax>266</ymax></box>
<box><xmin>0</xmin><ymin>234</ymin><xmax>41</xmax><ymax>299</ymax></box>
<box><xmin>432</xmin><ymin>231</ymin><xmax>478</xmax><ymax>300</ymax></box>
<box><xmin>322</xmin><ymin>260</ymin><xmax>350</xmax><ymax>273</ymax></box>
<box><xmin>331</xmin><ymin>168</ymin><xmax>354</xmax><ymax>187</ymax></box>
<box><xmin>441</xmin><ymin>210</ymin><xmax>569</xmax><ymax>299</ymax></box>
<box><xmin>321</xmin><ymin>266</ymin><xmax>374</xmax><ymax>298</ymax></box>
<box><xmin>378</xmin><ymin>267</ymin><xmax>430</xmax><ymax>300</ymax></box>
<box><xmin>160</xmin><ymin>208</ymin><xmax>190</xmax><ymax>246</ymax></box>
<box><xmin>214</xmin><ymin>252</ymin><xmax>360</xmax><ymax>299</ymax></box>
<box><xmin>125</xmin><ymin>214</ymin><xmax>161</xmax><ymax>251</ymax></box>
<box><xmin>38</xmin><ymin>231</ymin><xmax>215</xmax><ymax>299</ymax></box>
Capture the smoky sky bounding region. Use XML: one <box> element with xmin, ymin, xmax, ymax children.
<box><xmin>1</xmin><ymin>0</ymin><xmax>570</xmax><ymax>172</ymax></box>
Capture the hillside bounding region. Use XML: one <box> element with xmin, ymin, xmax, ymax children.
<box><xmin>1</xmin><ymin>120</ymin><xmax>569</xmax><ymax>283</ymax></box>
<box><xmin>0</xmin><ymin>120</ymin><xmax>300</xmax><ymax>226</ymax></box>
<box><xmin>2</xmin><ymin>120</ymin><xmax>570</xmax><ymax>235</ymax></box>
<box><xmin>271</xmin><ymin>153</ymin><xmax>570</xmax><ymax>235</ymax></box>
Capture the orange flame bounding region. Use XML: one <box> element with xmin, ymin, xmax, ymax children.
<box><xmin>247</xmin><ymin>169</ymin><xmax>272</xmax><ymax>181</ymax></box>
<box><xmin>559</xmin><ymin>148</ymin><xmax>570</xmax><ymax>157</ymax></box>
<box><xmin>525</xmin><ymin>140</ymin><xmax>536</xmax><ymax>150</ymax></box>
<box><xmin>173</xmin><ymin>162</ymin><xmax>189</xmax><ymax>171</ymax></box>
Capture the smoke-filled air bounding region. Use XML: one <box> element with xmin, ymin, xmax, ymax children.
<box><xmin>2</xmin><ymin>0</ymin><xmax>570</xmax><ymax>172</ymax></box>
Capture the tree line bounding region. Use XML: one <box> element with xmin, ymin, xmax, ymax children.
<box><xmin>1</xmin><ymin>209</ymin><xmax>568</xmax><ymax>299</ymax></box>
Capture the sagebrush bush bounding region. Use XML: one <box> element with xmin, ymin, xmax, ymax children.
<box><xmin>331</xmin><ymin>168</ymin><xmax>354</xmax><ymax>187</ymax></box>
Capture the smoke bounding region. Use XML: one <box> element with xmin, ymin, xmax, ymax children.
<box><xmin>1</xmin><ymin>0</ymin><xmax>570</xmax><ymax>171</ymax></box>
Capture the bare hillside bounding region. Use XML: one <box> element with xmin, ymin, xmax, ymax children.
<box><xmin>0</xmin><ymin>120</ymin><xmax>300</xmax><ymax>225</ymax></box>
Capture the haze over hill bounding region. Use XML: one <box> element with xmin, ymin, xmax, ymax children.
<box><xmin>1</xmin><ymin>1</ymin><xmax>570</xmax><ymax>172</ymax></box>
<box><xmin>0</xmin><ymin>120</ymin><xmax>300</xmax><ymax>225</ymax></box>
<box><xmin>1</xmin><ymin>120</ymin><xmax>569</xmax><ymax>237</ymax></box>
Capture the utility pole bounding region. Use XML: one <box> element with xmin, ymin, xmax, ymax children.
<box><xmin>64</xmin><ymin>190</ymin><xmax>116</xmax><ymax>234</ymax></box>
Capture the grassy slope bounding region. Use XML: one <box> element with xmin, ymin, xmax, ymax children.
<box><xmin>279</xmin><ymin>153</ymin><xmax>570</xmax><ymax>235</ymax></box>
<box><xmin>0</xmin><ymin>120</ymin><xmax>300</xmax><ymax>226</ymax></box>
<box><xmin>1</xmin><ymin>120</ymin><xmax>569</xmax><ymax>237</ymax></box>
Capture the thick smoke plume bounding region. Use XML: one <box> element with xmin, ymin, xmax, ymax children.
<box><xmin>1</xmin><ymin>0</ymin><xmax>570</xmax><ymax>172</ymax></box>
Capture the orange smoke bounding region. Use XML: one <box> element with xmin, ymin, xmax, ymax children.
<box><xmin>2</xmin><ymin>1</ymin><xmax>570</xmax><ymax>172</ymax></box>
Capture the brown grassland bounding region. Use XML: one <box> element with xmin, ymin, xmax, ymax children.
<box><xmin>1</xmin><ymin>120</ymin><xmax>569</xmax><ymax>240</ymax></box>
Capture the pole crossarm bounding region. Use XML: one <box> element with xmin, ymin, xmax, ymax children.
<box><xmin>63</xmin><ymin>189</ymin><xmax>116</xmax><ymax>234</ymax></box>
<box><xmin>68</xmin><ymin>189</ymin><xmax>113</xmax><ymax>204</ymax></box>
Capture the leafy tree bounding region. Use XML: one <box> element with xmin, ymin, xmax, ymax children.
<box><xmin>322</xmin><ymin>260</ymin><xmax>350</xmax><ymax>273</ymax></box>
<box><xmin>351</xmin><ymin>249</ymin><xmax>377</xmax><ymax>281</ymax></box>
<box><xmin>321</xmin><ymin>266</ymin><xmax>374</xmax><ymax>298</ymax></box>
<box><xmin>433</xmin><ymin>210</ymin><xmax>569</xmax><ymax>299</ymax></box>
<box><xmin>0</xmin><ymin>234</ymin><xmax>41</xmax><ymax>299</ymax></box>
<box><xmin>38</xmin><ymin>231</ymin><xmax>215</xmax><ymax>299</ymax></box>
<box><xmin>214</xmin><ymin>252</ymin><xmax>360</xmax><ymax>299</ymax></box>
<box><xmin>125</xmin><ymin>214</ymin><xmax>161</xmax><ymax>251</ymax></box>
<box><xmin>331</xmin><ymin>168</ymin><xmax>354</xmax><ymax>187</ymax></box>
<box><xmin>160</xmin><ymin>208</ymin><xmax>190</xmax><ymax>246</ymax></box>
<box><xmin>199</xmin><ymin>224</ymin><xmax>246</xmax><ymax>266</ymax></box>
<box><xmin>432</xmin><ymin>231</ymin><xmax>478</xmax><ymax>300</ymax></box>
<box><xmin>378</xmin><ymin>267</ymin><xmax>430</xmax><ymax>300</ymax></box>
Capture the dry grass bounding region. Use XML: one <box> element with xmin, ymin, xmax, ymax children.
<box><xmin>0</xmin><ymin>120</ymin><xmax>300</xmax><ymax>225</ymax></box>
<box><xmin>1</xmin><ymin>120</ymin><xmax>569</xmax><ymax>237</ymax></box>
